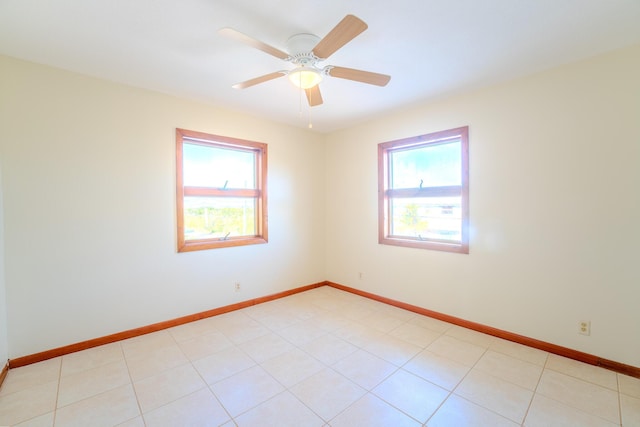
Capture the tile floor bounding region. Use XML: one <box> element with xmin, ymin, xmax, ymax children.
<box><xmin>0</xmin><ymin>286</ymin><xmax>639</xmax><ymax>426</ymax></box>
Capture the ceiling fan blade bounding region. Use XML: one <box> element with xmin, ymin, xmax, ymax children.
<box><xmin>305</xmin><ymin>86</ymin><xmax>323</xmax><ymax>107</ymax></box>
<box><xmin>232</xmin><ymin>71</ymin><xmax>286</xmax><ymax>89</ymax></box>
<box><xmin>328</xmin><ymin>66</ymin><xmax>391</xmax><ymax>86</ymax></box>
<box><xmin>219</xmin><ymin>28</ymin><xmax>290</xmax><ymax>60</ymax></box>
<box><xmin>312</xmin><ymin>15</ymin><xmax>367</xmax><ymax>59</ymax></box>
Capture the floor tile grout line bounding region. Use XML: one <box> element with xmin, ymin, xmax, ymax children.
<box><xmin>520</xmin><ymin>351</ymin><xmax>549</xmax><ymax>426</ymax></box>
<box><xmin>447</xmin><ymin>342</ymin><xmax>488</xmax><ymax>395</ymax></box>
<box><xmin>251</xmin><ymin>298</ymin><xmax>367</xmax><ymax>425</ymax></box>
<box><xmin>446</xmin><ymin>393</ymin><xmax>523</xmax><ymax>426</ymax></box>
<box><xmin>120</xmin><ymin>340</ymin><xmax>147</xmax><ymax>426</ymax></box>
<box><xmin>438</xmin><ymin>341</ymin><xmax>536</xmax><ymax>425</ymax></box>
<box><xmin>51</xmin><ymin>356</ymin><xmax>62</xmax><ymax>427</ymax></box>
<box><xmin>418</xmin><ymin>328</ymin><xmax>492</xmax><ymax>426</ymax></box>
<box><xmin>535</xmin><ymin>357</ymin><xmax>623</xmax><ymax>425</ymax></box>
<box><xmin>137</xmin><ymin>334</ymin><xmax>216</xmax><ymax>417</ymax></box>
<box><xmin>134</xmin><ymin>345</ymin><xmax>258</xmax><ymax>423</ymax></box>
<box><xmin>0</xmin><ymin>359</ymin><xmax>64</xmax><ymax>424</ymax></box>
<box><xmin>616</xmin><ymin>373</ymin><xmax>623</xmax><ymax>427</ymax></box>
<box><xmin>230</xmin><ymin>312</ymin><xmax>319</xmax><ymax>423</ymax></box>
<box><xmin>219</xmin><ymin>304</ymin><xmax>336</xmax><ymax>424</ymax></box>
<box><xmin>543</xmin><ymin>363</ymin><xmax>621</xmax><ymax>392</ymax></box>
<box><xmin>286</xmin><ymin>383</ymin><xmax>334</xmax><ymax>426</ymax></box>
<box><xmin>205</xmin><ymin>382</ymin><xmax>235</xmax><ymax>426</ymax></box>
<box><xmin>48</xmin><ymin>359</ymin><xmax>141</xmax><ymax>425</ymax></box>
<box><xmin>471</xmin><ymin>347</ymin><xmax>547</xmax><ymax>393</ymax></box>
<box><xmin>367</xmin><ymin>368</ymin><xmax>447</xmax><ymax>425</ymax></box>
<box><xmin>289</xmin><ymin>341</ymin><xmax>381</xmax><ymax>423</ymax></box>
<box><xmin>317</xmin><ymin>327</ymin><xmax>419</xmax><ymax>424</ymax></box>
<box><xmin>422</xmin><ymin>388</ymin><xmax>453</xmax><ymax>426</ymax></box>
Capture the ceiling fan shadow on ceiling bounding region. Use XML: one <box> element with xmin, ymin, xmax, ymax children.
<box><xmin>218</xmin><ymin>14</ymin><xmax>391</xmax><ymax>107</ymax></box>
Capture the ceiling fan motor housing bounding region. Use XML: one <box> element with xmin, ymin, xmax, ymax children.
<box><xmin>286</xmin><ymin>33</ymin><xmax>322</xmax><ymax>66</ymax></box>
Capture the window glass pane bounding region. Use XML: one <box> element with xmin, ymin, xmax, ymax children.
<box><xmin>390</xmin><ymin>141</ymin><xmax>461</xmax><ymax>189</ymax></box>
<box><xmin>390</xmin><ymin>197</ymin><xmax>461</xmax><ymax>242</ymax></box>
<box><xmin>183</xmin><ymin>142</ymin><xmax>256</xmax><ymax>189</ymax></box>
<box><xmin>184</xmin><ymin>196</ymin><xmax>256</xmax><ymax>241</ymax></box>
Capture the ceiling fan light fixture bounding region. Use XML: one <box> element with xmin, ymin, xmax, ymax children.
<box><xmin>288</xmin><ymin>67</ymin><xmax>322</xmax><ymax>89</ymax></box>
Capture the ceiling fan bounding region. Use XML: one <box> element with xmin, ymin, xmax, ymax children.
<box><xmin>219</xmin><ymin>15</ymin><xmax>391</xmax><ymax>107</ymax></box>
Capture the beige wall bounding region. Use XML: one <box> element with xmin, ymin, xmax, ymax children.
<box><xmin>0</xmin><ymin>56</ymin><xmax>326</xmax><ymax>357</ymax></box>
<box><xmin>325</xmin><ymin>44</ymin><xmax>640</xmax><ymax>366</ymax></box>
<box><xmin>1</xmin><ymin>44</ymin><xmax>639</xmax><ymax>368</ymax></box>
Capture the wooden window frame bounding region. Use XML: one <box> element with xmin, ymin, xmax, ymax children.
<box><xmin>176</xmin><ymin>128</ymin><xmax>268</xmax><ymax>252</ymax></box>
<box><xmin>378</xmin><ymin>126</ymin><xmax>469</xmax><ymax>254</ymax></box>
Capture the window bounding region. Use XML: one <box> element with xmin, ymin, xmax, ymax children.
<box><xmin>378</xmin><ymin>126</ymin><xmax>469</xmax><ymax>253</ymax></box>
<box><xmin>176</xmin><ymin>129</ymin><xmax>267</xmax><ymax>252</ymax></box>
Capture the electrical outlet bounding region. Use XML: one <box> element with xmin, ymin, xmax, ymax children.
<box><xmin>579</xmin><ymin>320</ymin><xmax>590</xmax><ymax>336</ymax></box>
<box><xmin>235</xmin><ymin>282</ymin><xmax>241</xmax><ymax>292</ymax></box>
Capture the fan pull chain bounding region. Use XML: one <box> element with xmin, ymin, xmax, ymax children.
<box><xmin>297</xmin><ymin>85</ymin><xmax>312</xmax><ymax>129</ymax></box>
<box><xmin>299</xmin><ymin>86</ymin><xmax>303</xmax><ymax>116</ymax></box>
<box><xmin>299</xmin><ymin>73</ymin><xmax>304</xmax><ymax>116</ymax></box>
<box><xmin>295</xmin><ymin>73</ymin><xmax>312</xmax><ymax>128</ymax></box>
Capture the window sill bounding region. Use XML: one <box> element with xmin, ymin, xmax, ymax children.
<box><xmin>379</xmin><ymin>236</ymin><xmax>468</xmax><ymax>254</ymax></box>
<box><xmin>178</xmin><ymin>236</ymin><xmax>268</xmax><ymax>252</ymax></box>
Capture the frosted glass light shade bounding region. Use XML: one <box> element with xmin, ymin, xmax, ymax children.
<box><xmin>288</xmin><ymin>67</ymin><xmax>322</xmax><ymax>89</ymax></box>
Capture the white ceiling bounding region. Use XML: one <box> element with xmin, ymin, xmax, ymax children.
<box><xmin>2</xmin><ymin>0</ymin><xmax>640</xmax><ymax>133</ymax></box>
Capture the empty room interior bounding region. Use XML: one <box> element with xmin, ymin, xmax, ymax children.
<box><xmin>0</xmin><ymin>1</ymin><xmax>639</xmax><ymax>426</ymax></box>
